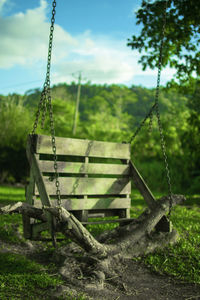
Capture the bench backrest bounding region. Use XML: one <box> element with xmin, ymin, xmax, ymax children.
<box><xmin>29</xmin><ymin>134</ymin><xmax>131</xmax><ymax>219</ymax></box>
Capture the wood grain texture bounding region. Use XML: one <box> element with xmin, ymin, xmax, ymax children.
<box><xmin>130</xmin><ymin>160</ymin><xmax>157</xmax><ymax>209</ymax></box>
<box><xmin>38</xmin><ymin>160</ymin><xmax>130</xmax><ymax>175</ymax></box>
<box><xmin>35</xmin><ymin>176</ymin><xmax>131</xmax><ymax>196</ymax></box>
<box><xmin>34</xmin><ymin>134</ymin><xmax>131</xmax><ymax>159</ymax></box>
<box><xmin>34</xmin><ymin>197</ymin><xmax>131</xmax><ymax>210</ymax></box>
<box><xmin>26</xmin><ymin>139</ymin><xmax>55</xmax><ymax>241</ymax></box>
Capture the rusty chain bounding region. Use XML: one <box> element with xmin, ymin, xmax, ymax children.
<box><xmin>31</xmin><ymin>0</ymin><xmax>62</xmax><ymax>228</ymax></box>
<box><xmin>128</xmin><ymin>103</ymin><xmax>156</xmax><ymax>144</ymax></box>
<box><xmin>128</xmin><ymin>0</ymin><xmax>173</xmax><ymax>216</ymax></box>
<box><xmin>154</xmin><ymin>0</ymin><xmax>173</xmax><ymax>216</ymax></box>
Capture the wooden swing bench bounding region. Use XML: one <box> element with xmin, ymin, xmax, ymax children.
<box><xmin>23</xmin><ymin>134</ymin><xmax>158</xmax><ymax>240</ymax></box>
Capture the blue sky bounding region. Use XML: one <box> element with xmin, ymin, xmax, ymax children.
<box><xmin>0</xmin><ymin>0</ymin><xmax>175</xmax><ymax>95</ymax></box>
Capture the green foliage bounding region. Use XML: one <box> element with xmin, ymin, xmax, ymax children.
<box><xmin>127</xmin><ymin>0</ymin><xmax>200</xmax><ymax>84</ymax></box>
<box><xmin>0</xmin><ymin>185</ymin><xmax>25</xmax><ymax>204</ymax></box>
<box><xmin>0</xmin><ymin>98</ymin><xmax>32</xmax><ymax>183</ymax></box>
<box><xmin>0</xmin><ymin>80</ymin><xmax>199</xmax><ymax>194</ymax></box>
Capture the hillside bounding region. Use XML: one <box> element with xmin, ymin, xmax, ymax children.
<box><xmin>0</xmin><ymin>82</ymin><xmax>199</xmax><ymax>194</ymax></box>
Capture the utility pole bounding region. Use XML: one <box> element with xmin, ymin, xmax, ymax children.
<box><xmin>72</xmin><ymin>71</ymin><xmax>82</xmax><ymax>135</ymax></box>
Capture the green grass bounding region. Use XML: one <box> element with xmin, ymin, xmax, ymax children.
<box><xmin>0</xmin><ymin>185</ymin><xmax>200</xmax><ymax>300</ymax></box>
<box><xmin>0</xmin><ymin>186</ymin><xmax>88</xmax><ymax>299</ymax></box>
<box><xmin>143</xmin><ymin>196</ymin><xmax>200</xmax><ymax>283</ymax></box>
<box><xmin>0</xmin><ymin>185</ymin><xmax>25</xmax><ymax>244</ymax></box>
<box><xmin>0</xmin><ymin>252</ymin><xmax>63</xmax><ymax>299</ymax></box>
<box><xmin>0</xmin><ymin>185</ymin><xmax>25</xmax><ymax>205</ymax></box>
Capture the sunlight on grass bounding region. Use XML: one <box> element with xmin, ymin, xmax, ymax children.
<box><xmin>144</xmin><ymin>195</ymin><xmax>200</xmax><ymax>283</ymax></box>
<box><xmin>0</xmin><ymin>252</ymin><xmax>63</xmax><ymax>299</ymax></box>
<box><xmin>1</xmin><ymin>185</ymin><xmax>200</xmax><ymax>286</ymax></box>
<box><xmin>0</xmin><ymin>185</ymin><xmax>25</xmax><ymax>204</ymax></box>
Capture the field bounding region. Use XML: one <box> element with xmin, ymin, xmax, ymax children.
<box><xmin>0</xmin><ymin>185</ymin><xmax>200</xmax><ymax>299</ymax></box>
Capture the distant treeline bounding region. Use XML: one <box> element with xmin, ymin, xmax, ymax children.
<box><xmin>0</xmin><ymin>82</ymin><xmax>199</xmax><ymax>194</ymax></box>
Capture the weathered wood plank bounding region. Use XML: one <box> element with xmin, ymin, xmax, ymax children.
<box><xmin>38</xmin><ymin>160</ymin><xmax>130</xmax><ymax>175</ymax></box>
<box><xmin>22</xmin><ymin>214</ymin><xmax>32</xmax><ymax>239</ymax></box>
<box><xmin>130</xmin><ymin>160</ymin><xmax>157</xmax><ymax>209</ymax></box>
<box><xmin>34</xmin><ymin>135</ymin><xmax>131</xmax><ymax>159</ymax></box>
<box><xmin>26</xmin><ymin>137</ymin><xmax>55</xmax><ymax>241</ymax></box>
<box><xmin>25</xmin><ymin>167</ymin><xmax>35</xmax><ymax>205</ymax></box>
<box><xmin>81</xmin><ymin>218</ymin><xmax>133</xmax><ymax>225</ymax></box>
<box><xmin>26</xmin><ymin>138</ymin><xmax>51</xmax><ymax>207</ymax></box>
<box><xmin>23</xmin><ymin>166</ymin><xmax>35</xmax><ymax>238</ymax></box>
<box><xmin>35</xmin><ymin>177</ymin><xmax>131</xmax><ymax>196</ymax></box>
<box><xmin>34</xmin><ymin>197</ymin><xmax>131</xmax><ymax>210</ymax></box>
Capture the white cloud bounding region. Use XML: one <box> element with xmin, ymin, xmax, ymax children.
<box><xmin>0</xmin><ymin>0</ymin><xmax>176</xmax><ymax>87</ymax></box>
<box><xmin>0</xmin><ymin>0</ymin><xmax>77</xmax><ymax>68</ymax></box>
<box><xmin>0</xmin><ymin>0</ymin><xmax>7</xmax><ymax>12</ymax></box>
<box><xmin>52</xmin><ymin>35</ymin><xmax>140</xmax><ymax>85</ymax></box>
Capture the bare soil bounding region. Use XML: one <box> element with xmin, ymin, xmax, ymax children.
<box><xmin>1</xmin><ymin>238</ymin><xmax>200</xmax><ymax>300</ymax></box>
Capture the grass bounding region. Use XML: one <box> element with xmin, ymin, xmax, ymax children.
<box><xmin>143</xmin><ymin>196</ymin><xmax>200</xmax><ymax>283</ymax></box>
<box><xmin>0</xmin><ymin>252</ymin><xmax>63</xmax><ymax>299</ymax></box>
<box><xmin>0</xmin><ymin>185</ymin><xmax>25</xmax><ymax>204</ymax></box>
<box><xmin>0</xmin><ymin>185</ymin><xmax>88</xmax><ymax>299</ymax></box>
<box><xmin>0</xmin><ymin>185</ymin><xmax>200</xmax><ymax>299</ymax></box>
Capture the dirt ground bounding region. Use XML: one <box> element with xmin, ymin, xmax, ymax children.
<box><xmin>82</xmin><ymin>258</ymin><xmax>200</xmax><ymax>300</ymax></box>
<box><xmin>1</xmin><ymin>239</ymin><xmax>200</xmax><ymax>300</ymax></box>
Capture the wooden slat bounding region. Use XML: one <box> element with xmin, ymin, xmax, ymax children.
<box><xmin>38</xmin><ymin>160</ymin><xmax>130</xmax><ymax>175</ymax></box>
<box><xmin>130</xmin><ymin>160</ymin><xmax>157</xmax><ymax>209</ymax></box>
<box><xmin>26</xmin><ymin>140</ymin><xmax>51</xmax><ymax>207</ymax></box>
<box><xmin>23</xmin><ymin>166</ymin><xmax>35</xmax><ymax>239</ymax></box>
<box><xmin>82</xmin><ymin>218</ymin><xmax>133</xmax><ymax>225</ymax></box>
<box><xmin>34</xmin><ymin>197</ymin><xmax>131</xmax><ymax>210</ymax></box>
<box><xmin>26</xmin><ymin>137</ymin><xmax>56</xmax><ymax>242</ymax></box>
<box><xmin>35</xmin><ymin>177</ymin><xmax>131</xmax><ymax>196</ymax></box>
<box><xmin>34</xmin><ymin>135</ymin><xmax>131</xmax><ymax>159</ymax></box>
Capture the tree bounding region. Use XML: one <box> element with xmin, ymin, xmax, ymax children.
<box><xmin>0</xmin><ymin>99</ymin><xmax>32</xmax><ymax>183</ymax></box>
<box><xmin>127</xmin><ymin>0</ymin><xmax>200</xmax><ymax>84</ymax></box>
<box><xmin>181</xmin><ymin>79</ymin><xmax>200</xmax><ymax>192</ymax></box>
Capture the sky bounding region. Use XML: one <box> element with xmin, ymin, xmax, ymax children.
<box><xmin>0</xmin><ymin>0</ymin><xmax>175</xmax><ymax>95</ymax></box>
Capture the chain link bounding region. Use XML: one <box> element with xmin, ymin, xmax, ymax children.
<box><xmin>31</xmin><ymin>0</ymin><xmax>62</xmax><ymax>229</ymax></box>
<box><xmin>32</xmin><ymin>0</ymin><xmax>56</xmax><ymax>133</ymax></box>
<box><xmin>128</xmin><ymin>0</ymin><xmax>173</xmax><ymax>216</ymax></box>
<box><xmin>128</xmin><ymin>103</ymin><xmax>156</xmax><ymax>144</ymax></box>
<box><xmin>43</xmin><ymin>0</ymin><xmax>62</xmax><ymax>222</ymax></box>
<box><xmin>154</xmin><ymin>0</ymin><xmax>173</xmax><ymax>216</ymax></box>
<box><xmin>47</xmin><ymin>87</ymin><xmax>62</xmax><ymax>220</ymax></box>
<box><xmin>148</xmin><ymin>111</ymin><xmax>154</xmax><ymax>134</ymax></box>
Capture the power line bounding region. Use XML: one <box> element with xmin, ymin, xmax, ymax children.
<box><xmin>1</xmin><ymin>79</ymin><xmax>43</xmax><ymax>90</ymax></box>
<box><xmin>1</xmin><ymin>73</ymin><xmax>90</xmax><ymax>91</ymax></box>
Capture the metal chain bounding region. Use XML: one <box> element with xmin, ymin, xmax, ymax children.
<box><xmin>32</xmin><ymin>0</ymin><xmax>56</xmax><ymax>134</ymax></box>
<box><xmin>128</xmin><ymin>103</ymin><xmax>156</xmax><ymax>144</ymax></box>
<box><xmin>148</xmin><ymin>111</ymin><xmax>154</xmax><ymax>134</ymax></box>
<box><xmin>154</xmin><ymin>0</ymin><xmax>173</xmax><ymax>216</ymax></box>
<box><xmin>32</xmin><ymin>89</ymin><xmax>46</xmax><ymax>134</ymax></box>
<box><xmin>46</xmin><ymin>87</ymin><xmax>62</xmax><ymax>220</ymax></box>
<box><xmin>128</xmin><ymin>0</ymin><xmax>173</xmax><ymax>216</ymax></box>
<box><xmin>43</xmin><ymin>0</ymin><xmax>62</xmax><ymax>222</ymax></box>
<box><xmin>31</xmin><ymin>0</ymin><xmax>62</xmax><ymax>228</ymax></box>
